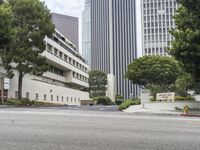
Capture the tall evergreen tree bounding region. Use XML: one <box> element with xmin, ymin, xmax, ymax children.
<box><xmin>0</xmin><ymin>0</ymin><xmax>54</xmax><ymax>99</ymax></box>
<box><xmin>0</xmin><ymin>1</ymin><xmax>13</xmax><ymax>48</ymax></box>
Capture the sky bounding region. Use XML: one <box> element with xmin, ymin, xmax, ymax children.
<box><xmin>42</xmin><ymin>0</ymin><xmax>85</xmax><ymax>53</ymax></box>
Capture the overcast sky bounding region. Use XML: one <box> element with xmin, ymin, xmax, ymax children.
<box><xmin>42</xmin><ymin>0</ymin><xmax>85</xmax><ymax>53</ymax></box>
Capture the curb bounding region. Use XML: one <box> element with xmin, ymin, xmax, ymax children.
<box><xmin>181</xmin><ymin>114</ymin><xmax>200</xmax><ymax>117</ymax></box>
<box><xmin>0</xmin><ymin>105</ymin><xmax>13</xmax><ymax>109</ymax></box>
<box><xmin>127</xmin><ymin>112</ymin><xmax>181</xmax><ymax>117</ymax></box>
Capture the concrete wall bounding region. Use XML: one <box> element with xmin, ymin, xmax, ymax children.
<box><xmin>145</xmin><ymin>102</ymin><xmax>200</xmax><ymax>111</ymax></box>
<box><xmin>107</xmin><ymin>74</ymin><xmax>116</xmax><ymax>102</ymax></box>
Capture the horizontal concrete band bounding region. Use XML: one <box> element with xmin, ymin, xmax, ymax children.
<box><xmin>145</xmin><ymin>101</ymin><xmax>200</xmax><ymax>111</ymax></box>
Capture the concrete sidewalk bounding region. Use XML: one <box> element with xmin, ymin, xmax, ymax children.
<box><xmin>0</xmin><ymin>105</ymin><xmax>13</xmax><ymax>108</ymax></box>
<box><xmin>123</xmin><ymin>105</ymin><xmax>200</xmax><ymax>117</ymax></box>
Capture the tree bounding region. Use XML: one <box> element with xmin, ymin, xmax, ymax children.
<box><xmin>175</xmin><ymin>73</ymin><xmax>195</xmax><ymax>96</ymax></box>
<box><xmin>0</xmin><ymin>0</ymin><xmax>4</xmax><ymax>5</ymax></box>
<box><xmin>170</xmin><ymin>0</ymin><xmax>200</xmax><ymax>83</ymax></box>
<box><xmin>0</xmin><ymin>0</ymin><xmax>54</xmax><ymax>99</ymax></box>
<box><xmin>89</xmin><ymin>70</ymin><xmax>107</xmax><ymax>98</ymax></box>
<box><xmin>125</xmin><ymin>56</ymin><xmax>181</xmax><ymax>88</ymax></box>
<box><xmin>0</xmin><ymin>2</ymin><xmax>13</xmax><ymax>49</ymax></box>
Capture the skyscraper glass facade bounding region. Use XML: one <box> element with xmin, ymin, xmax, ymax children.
<box><xmin>91</xmin><ymin>0</ymin><xmax>138</xmax><ymax>99</ymax></box>
<box><xmin>82</xmin><ymin>0</ymin><xmax>91</xmax><ymax>67</ymax></box>
<box><xmin>52</xmin><ymin>13</ymin><xmax>79</xmax><ymax>51</ymax></box>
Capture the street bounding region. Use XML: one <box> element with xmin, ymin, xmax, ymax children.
<box><xmin>0</xmin><ymin>107</ymin><xmax>200</xmax><ymax>150</ymax></box>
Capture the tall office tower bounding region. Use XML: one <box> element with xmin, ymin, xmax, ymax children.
<box><xmin>51</xmin><ymin>13</ymin><xmax>79</xmax><ymax>51</ymax></box>
<box><xmin>82</xmin><ymin>0</ymin><xmax>91</xmax><ymax>67</ymax></box>
<box><xmin>91</xmin><ymin>0</ymin><xmax>138</xmax><ymax>99</ymax></box>
<box><xmin>141</xmin><ymin>0</ymin><xmax>178</xmax><ymax>56</ymax></box>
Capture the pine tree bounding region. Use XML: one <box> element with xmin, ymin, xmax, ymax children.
<box><xmin>0</xmin><ymin>0</ymin><xmax>55</xmax><ymax>99</ymax></box>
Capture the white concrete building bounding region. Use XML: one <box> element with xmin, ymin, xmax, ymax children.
<box><xmin>0</xmin><ymin>30</ymin><xmax>90</xmax><ymax>106</ymax></box>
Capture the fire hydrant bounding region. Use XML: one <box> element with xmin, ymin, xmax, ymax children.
<box><xmin>183</xmin><ymin>105</ymin><xmax>189</xmax><ymax>115</ymax></box>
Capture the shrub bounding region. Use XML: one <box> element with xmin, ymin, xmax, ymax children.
<box><xmin>95</xmin><ymin>97</ymin><xmax>114</xmax><ymax>105</ymax></box>
<box><xmin>115</xmin><ymin>99</ymin><xmax>124</xmax><ymax>105</ymax></box>
<box><xmin>175</xmin><ymin>96</ymin><xmax>195</xmax><ymax>101</ymax></box>
<box><xmin>4</xmin><ymin>99</ymin><xmax>63</xmax><ymax>107</ymax></box>
<box><xmin>5</xmin><ymin>98</ymin><xmax>41</xmax><ymax>106</ymax></box>
<box><xmin>20</xmin><ymin>98</ymin><xmax>33</xmax><ymax>106</ymax></box>
<box><xmin>5</xmin><ymin>99</ymin><xmax>22</xmax><ymax>106</ymax></box>
<box><xmin>118</xmin><ymin>98</ymin><xmax>141</xmax><ymax>111</ymax></box>
<box><xmin>115</xmin><ymin>94</ymin><xmax>124</xmax><ymax>105</ymax></box>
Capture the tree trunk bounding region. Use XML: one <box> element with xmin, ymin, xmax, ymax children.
<box><xmin>18</xmin><ymin>72</ymin><xmax>23</xmax><ymax>100</ymax></box>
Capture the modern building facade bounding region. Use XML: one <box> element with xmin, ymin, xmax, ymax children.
<box><xmin>141</xmin><ymin>0</ymin><xmax>178</xmax><ymax>56</ymax></box>
<box><xmin>91</xmin><ymin>0</ymin><xmax>138</xmax><ymax>99</ymax></box>
<box><xmin>82</xmin><ymin>0</ymin><xmax>91</xmax><ymax>67</ymax></box>
<box><xmin>0</xmin><ymin>30</ymin><xmax>90</xmax><ymax>105</ymax></box>
<box><xmin>52</xmin><ymin>13</ymin><xmax>79</xmax><ymax>51</ymax></box>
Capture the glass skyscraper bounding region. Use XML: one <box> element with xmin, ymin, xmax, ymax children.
<box><xmin>91</xmin><ymin>0</ymin><xmax>138</xmax><ymax>99</ymax></box>
<box><xmin>82</xmin><ymin>0</ymin><xmax>91</xmax><ymax>67</ymax></box>
<box><xmin>52</xmin><ymin>13</ymin><xmax>79</xmax><ymax>51</ymax></box>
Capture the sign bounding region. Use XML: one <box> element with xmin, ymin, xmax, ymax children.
<box><xmin>156</xmin><ymin>92</ymin><xmax>175</xmax><ymax>102</ymax></box>
<box><xmin>4</xmin><ymin>78</ymin><xmax>10</xmax><ymax>90</ymax></box>
<box><xmin>141</xmin><ymin>90</ymin><xmax>150</xmax><ymax>106</ymax></box>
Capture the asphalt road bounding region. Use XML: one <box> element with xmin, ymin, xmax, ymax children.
<box><xmin>0</xmin><ymin>107</ymin><xmax>200</xmax><ymax>150</ymax></box>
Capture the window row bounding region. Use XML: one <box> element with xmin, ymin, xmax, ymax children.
<box><xmin>144</xmin><ymin>21</ymin><xmax>174</xmax><ymax>28</ymax></box>
<box><xmin>144</xmin><ymin>34</ymin><xmax>171</xmax><ymax>42</ymax></box>
<box><xmin>144</xmin><ymin>28</ymin><xmax>172</xmax><ymax>34</ymax></box>
<box><xmin>144</xmin><ymin>15</ymin><xmax>175</xmax><ymax>22</ymax></box>
<box><xmin>46</xmin><ymin>43</ymin><xmax>88</xmax><ymax>73</ymax></box>
<box><xmin>144</xmin><ymin>48</ymin><xmax>168</xmax><ymax>54</ymax></box>
<box><xmin>144</xmin><ymin>7</ymin><xmax>176</xmax><ymax>14</ymax></box>
<box><xmin>73</xmin><ymin>71</ymin><xmax>88</xmax><ymax>83</ymax></box>
<box><xmin>15</xmin><ymin>91</ymin><xmax>81</xmax><ymax>103</ymax></box>
<box><xmin>49</xmin><ymin>65</ymin><xmax>64</xmax><ymax>77</ymax></box>
<box><xmin>143</xmin><ymin>1</ymin><xmax>176</xmax><ymax>8</ymax></box>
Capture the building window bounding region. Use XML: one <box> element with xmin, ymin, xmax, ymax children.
<box><xmin>44</xmin><ymin>94</ymin><xmax>47</xmax><ymax>101</ymax></box>
<box><xmin>73</xmin><ymin>72</ymin><xmax>76</xmax><ymax>77</ymax></box>
<box><xmin>51</xmin><ymin>95</ymin><xmax>53</xmax><ymax>101</ymax></box>
<box><xmin>64</xmin><ymin>54</ymin><xmax>68</xmax><ymax>62</ymax></box>
<box><xmin>69</xmin><ymin>57</ymin><xmax>72</xmax><ymax>63</ymax></box>
<box><xmin>62</xmin><ymin>96</ymin><xmax>64</xmax><ymax>102</ymax></box>
<box><xmin>35</xmin><ymin>93</ymin><xmax>39</xmax><ymax>100</ymax></box>
<box><xmin>26</xmin><ymin>92</ymin><xmax>29</xmax><ymax>99</ymax></box>
<box><xmin>54</xmin><ymin>48</ymin><xmax>58</xmax><ymax>56</ymax></box>
<box><xmin>57</xmin><ymin>96</ymin><xmax>59</xmax><ymax>101</ymax></box>
<box><xmin>66</xmin><ymin>97</ymin><xmax>69</xmax><ymax>102</ymax></box>
<box><xmin>71</xmin><ymin>97</ymin><xmax>73</xmax><ymax>102</ymax></box>
<box><xmin>47</xmin><ymin>43</ymin><xmax>53</xmax><ymax>53</ymax></box>
<box><xmin>59</xmin><ymin>51</ymin><xmax>63</xmax><ymax>59</ymax></box>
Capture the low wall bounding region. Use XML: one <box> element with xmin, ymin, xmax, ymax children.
<box><xmin>145</xmin><ymin>101</ymin><xmax>200</xmax><ymax>111</ymax></box>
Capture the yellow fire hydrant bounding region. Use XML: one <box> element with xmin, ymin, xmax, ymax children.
<box><xmin>183</xmin><ymin>105</ymin><xmax>189</xmax><ymax>115</ymax></box>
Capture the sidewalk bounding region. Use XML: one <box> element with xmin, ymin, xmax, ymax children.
<box><xmin>0</xmin><ymin>105</ymin><xmax>13</xmax><ymax>108</ymax></box>
<box><xmin>123</xmin><ymin>105</ymin><xmax>200</xmax><ymax>117</ymax></box>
